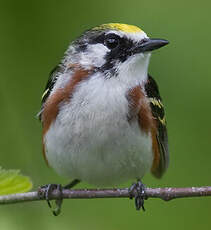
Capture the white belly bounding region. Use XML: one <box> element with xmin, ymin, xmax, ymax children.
<box><xmin>44</xmin><ymin>77</ymin><xmax>153</xmax><ymax>186</ymax></box>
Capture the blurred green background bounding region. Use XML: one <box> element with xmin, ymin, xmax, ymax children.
<box><xmin>1</xmin><ymin>0</ymin><xmax>211</xmax><ymax>229</ymax></box>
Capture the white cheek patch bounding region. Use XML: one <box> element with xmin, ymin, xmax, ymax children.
<box><xmin>80</xmin><ymin>44</ymin><xmax>109</xmax><ymax>68</ymax></box>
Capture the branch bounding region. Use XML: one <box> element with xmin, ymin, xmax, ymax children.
<box><xmin>0</xmin><ymin>186</ymin><xmax>211</xmax><ymax>205</ymax></box>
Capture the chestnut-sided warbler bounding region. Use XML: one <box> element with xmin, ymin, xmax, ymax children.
<box><xmin>39</xmin><ymin>23</ymin><xmax>169</xmax><ymax>215</ymax></box>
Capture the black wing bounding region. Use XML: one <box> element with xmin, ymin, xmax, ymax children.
<box><xmin>145</xmin><ymin>75</ymin><xmax>169</xmax><ymax>178</ymax></box>
<box><xmin>38</xmin><ymin>65</ymin><xmax>62</xmax><ymax>120</ymax></box>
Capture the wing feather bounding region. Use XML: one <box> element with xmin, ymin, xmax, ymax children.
<box><xmin>144</xmin><ymin>75</ymin><xmax>169</xmax><ymax>178</ymax></box>
<box><xmin>38</xmin><ymin>65</ymin><xmax>63</xmax><ymax>120</ymax></box>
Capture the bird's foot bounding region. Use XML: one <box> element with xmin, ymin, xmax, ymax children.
<box><xmin>38</xmin><ymin>184</ymin><xmax>63</xmax><ymax>216</ymax></box>
<box><xmin>128</xmin><ymin>180</ymin><xmax>147</xmax><ymax>211</ymax></box>
<box><xmin>38</xmin><ymin>179</ymin><xmax>80</xmax><ymax>216</ymax></box>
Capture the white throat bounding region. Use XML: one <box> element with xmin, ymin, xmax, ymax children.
<box><xmin>116</xmin><ymin>53</ymin><xmax>151</xmax><ymax>88</ymax></box>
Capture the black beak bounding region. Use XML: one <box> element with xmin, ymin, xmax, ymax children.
<box><xmin>133</xmin><ymin>38</ymin><xmax>169</xmax><ymax>54</ymax></box>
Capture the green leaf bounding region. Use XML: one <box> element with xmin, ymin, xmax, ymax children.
<box><xmin>0</xmin><ymin>167</ymin><xmax>32</xmax><ymax>195</ymax></box>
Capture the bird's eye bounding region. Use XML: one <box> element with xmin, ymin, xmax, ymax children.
<box><xmin>104</xmin><ymin>34</ymin><xmax>120</xmax><ymax>49</ymax></box>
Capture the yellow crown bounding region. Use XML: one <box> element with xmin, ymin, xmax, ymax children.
<box><xmin>93</xmin><ymin>23</ymin><xmax>142</xmax><ymax>33</ymax></box>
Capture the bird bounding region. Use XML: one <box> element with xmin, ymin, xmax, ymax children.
<box><xmin>38</xmin><ymin>23</ymin><xmax>169</xmax><ymax>215</ymax></box>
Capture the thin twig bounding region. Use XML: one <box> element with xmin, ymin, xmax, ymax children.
<box><xmin>0</xmin><ymin>186</ymin><xmax>211</xmax><ymax>205</ymax></box>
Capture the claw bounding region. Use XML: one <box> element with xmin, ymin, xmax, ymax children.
<box><xmin>128</xmin><ymin>182</ymin><xmax>136</xmax><ymax>200</ymax></box>
<box><xmin>128</xmin><ymin>180</ymin><xmax>147</xmax><ymax>211</ymax></box>
<box><xmin>38</xmin><ymin>184</ymin><xmax>63</xmax><ymax>216</ymax></box>
<box><xmin>38</xmin><ymin>179</ymin><xmax>80</xmax><ymax>216</ymax></box>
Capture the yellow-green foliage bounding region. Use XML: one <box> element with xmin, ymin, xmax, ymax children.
<box><xmin>0</xmin><ymin>167</ymin><xmax>32</xmax><ymax>195</ymax></box>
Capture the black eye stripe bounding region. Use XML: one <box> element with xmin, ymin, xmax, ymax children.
<box><xmin>105</xmin><ymin>33</ymin><xmax>120</xmax><ymax>39</ymax></box>
<box><xmin>90</xmin><ymin>32</ymin><xmax>121</xmax><ymax>46</ymax></box>
<box><xmin>104</xmin><ymin>33</ymin><xmax>120</xmax><ymax>49</ymax></box>
<box><xmin>80</xmin><ymin>31</ymin><xmax>139</xmax><ymax>74</ymax></box>
<box><xmin>91</xmin><ymin>32</ymin><xmax>106</xmax><ymax>44</ymax></box>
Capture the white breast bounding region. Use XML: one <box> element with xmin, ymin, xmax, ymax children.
<box><xmin>44</xmin><ymin>72</ymin><xmax>153</xmax><ymax>186</ymax></box>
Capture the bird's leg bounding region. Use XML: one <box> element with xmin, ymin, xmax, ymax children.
<box><xmin>64</xmin><ymin>179</ymin><xmax>80</xmax><ymax>189</ymax></box>
<box><xmin>38</xmin><ymin>179</ymin><xmax>80</xmax><ymax>216</ymax></box>
<box><xmin>128</xmin><ymin>180</ymin><xmax>147</xmax><ymax>211</ymax></box>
